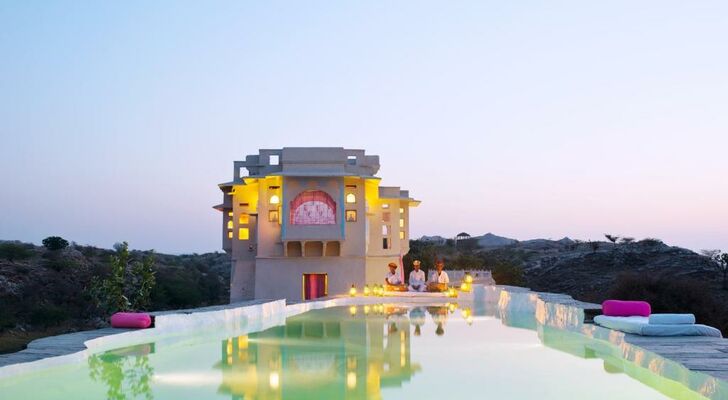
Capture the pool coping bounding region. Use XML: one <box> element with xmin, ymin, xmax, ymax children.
<box><xmin>1</xmin><ymin>285</ymin><xmax>727</xmax><ymax>399</ymax></box>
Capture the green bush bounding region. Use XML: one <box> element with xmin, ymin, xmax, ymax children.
<box><xmin>29</xmin><ymin>305</ymin><xmax>69</xmax><ymax>328</ymax></box>
<box><xmin>491</xmin><ymin>262</ymin><xmax>524</xmax><ymax>286</ymax></box>
<box><xmin>0</xmin><ymin>242</ymin><xmax>32</xmax><ymax>262</ymax></box>
<box><xmin>43</xmin><ymin>257</ymin><xmax>78</xmax><ymax>272</ymax></box>
<box><xmin>42</xmin><ymin>236</ymin><xmax>69</xmax><ymax>251</ymax></box>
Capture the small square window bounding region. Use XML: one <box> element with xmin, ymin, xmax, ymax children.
<box><xmin>399</xmin><ymin>231</ymin><xmax>405</xmax><ymax>240</ymax></box>
<box><xmin>346</xmin><ymin>210</ymin><xmax>357</xmax><ymax>222</ymax></box>
<box><xmin>347</xmin><ymin>155</ymin><xmax>357</xmax><ymax>165</ymax></box>
<box><xmin>240</xmin><ymin>167</ymin><xmax>248</xmax><ymax>177</ymax></box>
<box><xmin>346</xmin><ymin>193</ymin><xmax>356</xmax><ymax>204</ymax></box>
<box><xmin>228</xmin><ymin>231</ymin><xmax>233</xmax><ymax>239</ymax></box>
<box><xmin>239</xmin><ymin>214</ymin><xmax>249</xmax><ymax>224</ymax></box>
<box><xmin>382</xmin><ymin>225</ymin><xmax>389</xmax><ymax>235</ymax></box>
<box><xmin>399</xmin><ymin>207</ymin><xmax>404</xmax><ymax>214</ymax></box>
<box><xmin>227</xmin><ymin>211</ymin><xmax>233</xmax><ymax>217</ymax></box>
<box><xmin>227</xmin><ymin>220</ymin><xmax>233</xmax><ymax>229</ymax></box>
<box><xmin>268</xmin><ymin>209</ymin><xmax>279</xmax><ymax>222</ymax></box>
<box><xmin>270</xmin><ymin>155</ymin><xmax>280</xmax><ymax>165</ymax></box>
<box><xmin>399</xmin><ymin>218</ymin><xmax>404</xmax><ymax>228</ymax></box>
<box><xmin>382</xmin><ymin>238</ymin><xmax>389</xmax><ymax>249</ymax></box>
<box><xmin>238</xmin><ymin>228</ymin><xmax>249</xmax><ymax>240</ymax></box>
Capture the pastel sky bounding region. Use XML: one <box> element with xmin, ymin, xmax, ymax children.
<box><xmin>1</xmin><ymin>1</ymin><xmax>727</xmax><ymax>254</ymax></box>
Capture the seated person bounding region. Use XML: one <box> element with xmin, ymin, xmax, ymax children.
<box><xmin>426</xmin><ymin>259</ymin><xmax>450</xmax><ymax>292</ymax></box>
<box><xmin>408</xmin><ymin>260</ymin><xmax>426</xmax><ymax>292</ymax></box>
<box><xmin>384</xmin><ymin>262</ymin><xmax>406</xmax><ymax>291</ymax></box>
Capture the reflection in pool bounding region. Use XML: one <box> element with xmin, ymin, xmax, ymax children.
<box><xmin>0</xmin><ymin>301</ymin><xmax>715</xmax><ymax>400</ymax></box>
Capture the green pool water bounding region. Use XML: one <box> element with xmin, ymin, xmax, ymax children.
<box><xmin>0</xmin><ymin>303</ymin><xmax>713</xmax><ymax>399</ymax></box>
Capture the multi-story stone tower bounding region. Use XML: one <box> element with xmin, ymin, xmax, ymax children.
<box><xmin>215</xmin><ymin>147</ymin><xmax>419</xmax><ymax>302</ymax></box>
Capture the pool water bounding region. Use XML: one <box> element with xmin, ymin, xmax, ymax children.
<box><xmin>0</xmin><ymin>303</ymin><xmax>711</xmax><ymax>400</ymax></box>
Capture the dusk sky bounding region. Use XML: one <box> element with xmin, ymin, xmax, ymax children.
<box><xmin>1</xmin><ymin>1</ymin><xmax>727</xmax><ymax>253</ymax></box>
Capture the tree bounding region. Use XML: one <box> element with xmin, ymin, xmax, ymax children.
<box><xmin>91</xmin><ymin>242</ymin><xmax>157</xmax><ymax>313</ymax></box>
<box><xmin>0</xmin><ymin>242</ymin><xmax>32</xmax><ymax>262</ymax></box>
<box><xmin>604</xmin><ymin>234</ymin><xmax>619</xmax><ymax>246</ymax></box>
<box><xmin>702</xmin><ymin>250</ymin><xmax>728</xmax><ymax>290</ymax></box>
<box><xmin>588</xmin><ymin>241</ymin><xmax>600</xmax><ymax>253</ymax></box>
<box><xmin>620</xmin><ymin>237</ymin><xmax>635</xmax><ymax>245</ymax></box>
<box><xmin>42</xmin><ymin>236</ymin><xmax>69</xmax><ymax>251</ymax></box>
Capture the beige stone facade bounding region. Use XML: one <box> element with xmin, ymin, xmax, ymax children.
<box><xmin>215</xmin><ymin>148</ymin><xmax>419</xmax><ymax>302</ymax></box>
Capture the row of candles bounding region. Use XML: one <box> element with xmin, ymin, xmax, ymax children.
<box><xmin>349</xmin><ymin>272</ymin><xmax>475</xmax><ymax>297</ymax></box>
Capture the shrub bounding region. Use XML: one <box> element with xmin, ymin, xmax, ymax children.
<box><xmin>29</xmin><ymin>305</ymin><xmax>69</xmax><ymax>328</ymax></box>
<box><xmin>0</xmin><ymin>242</ymin><xmax>32</xmax><ymax>262</ymax></box>
<box><xmin>43</xmin><ymin>258</ymin><xmax>78</xmax><ymax>272</ymax></box>
<box><xmin>90</xmin><ymin>242</ymin><xmax>156</xmax><ymax>313</ymax></box>
<box><xmin>491</xmin><ymin>262</ymin><xmax>524</xmax><ymax>286</ymax></box>
<box><xmin>42</xmin><ymin>236</ymin><xmax>69</xmax><ymax>251</ymax></box>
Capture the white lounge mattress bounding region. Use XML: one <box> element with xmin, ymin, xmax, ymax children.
<box><xmin>594</xmin><ymin>315</ymin><xmax>722</xmax><ymax>337</ymax></box>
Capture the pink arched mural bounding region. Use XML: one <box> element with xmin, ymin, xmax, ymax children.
<box><xmin>289</xmin><ymin>190</ymin><xmax>337</xmax><ymax>225</ymax></box>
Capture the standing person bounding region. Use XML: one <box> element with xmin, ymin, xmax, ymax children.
<box><xmin>427</xmin><ymin>259</ymin><xmax>450</xmax><ymax>292</ymax></box>
<box><xmin>408</xmin><ymin>260</ymin><xmax>426</xmax><ymax>292</ymax></box>
<box><xmin>384</xmin><ymin>262</ymin><xmax>401</xmax><ymax>285</ymax></box>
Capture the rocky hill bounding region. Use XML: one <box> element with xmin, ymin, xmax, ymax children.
<box><xmin>0</xmin><ymin>240</ymin><xmax>230</xmax><ymax>353</ymax></box>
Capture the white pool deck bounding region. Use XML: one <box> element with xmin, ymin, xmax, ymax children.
<box><xmin>1</xmin><ymin>286</ymin><xmax>727</xmax><ymax>399</ymax></box>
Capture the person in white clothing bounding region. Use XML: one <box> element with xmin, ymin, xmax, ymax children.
<box><xmin>427</xmin><ymin>259</ymin><xmax>449</xmax><ymax>292</ymax></box>
<box><xmin>384</xmin><ymin>262</ymin><xmax>401</xmax><ymax>285</ymax></box>
<box><xmin>408</xmin><ymin>260</ymin><xmax>426</xmax><ymax>292</ymax></box>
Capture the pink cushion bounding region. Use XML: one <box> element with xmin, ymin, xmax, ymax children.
<box><xmin>602</xmin><ymin>300</ymin><xmax>651</xmax><ymax>317</ymax></box>
<box><xmin>111</xmin><ymin>312</ymin><xmax>152</xmax><ymax>329</ymax></box>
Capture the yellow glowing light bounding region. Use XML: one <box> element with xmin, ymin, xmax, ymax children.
<box><xmin>364</xmin><ymin>305</ymin><xmax>370</xmax><ymax>314</ymax></box>
<box><xmin>464</xmin><ymin>273</ymin><xmax>473</xmax><ymax>284</ymax></box>
<box><xmin>460</xmin><ymin>282</ymin><xmax>470</xmax><ymax>292</ymax></box>
<box><xmin>448</xmin><ymin>303</ymin><xmax>457</xmax><ymax>313</ymax></box>
<box><xmin>238</xmin><ymin>228</ymin><xmax>249</xmax><ymax>240</ymax></box>
<box><xmin>399</xmin><ymin>231</ymin><xmax>405</xmax><ymax>239</ymax></box>
<box><xmin>363</xmin><ymin>285</ymin><xmax>371</xmax><ymax>296</ymax></box>
<box><xmin>347</xmin><ymin>371</ymin><xmax>357</xmax><ymax>389</ymax></box>
<box><xmin>239</xmin><ymin>214</ymin><xmax>249</xmax><ymax>224</ymax></box>
<box><xmin>349</xmin><ymin>306</ymin><xmax>357</xmax><ymax>316</ymax></box>
<box><xmin>227</xmin><ymin>220</ymin><xmax>233</xmax><ymax>229</ymax></box>
<box><xmin>227</xmin><ymin>211</ymin><xmax>233</xmax><ymax>217</ymax></box>
<box><xmin>227</xmin><ymin>231</ymin><xmax>233</xmax><ymax>239</ymax></box>
<box><xmin>346</xmin><ymin>193</ymin><xmax>356</xmax><ymax>204</ymax></box>
<box><xmin>349</xmin><ymin>285</ymin><xmax>357</xmax><ymax>297</ymax></box>
<box><xmin>269</xmin><ymin>372</ymin><xmax>280</xmax><ymax>389</ymax></box>
<box><xmin>269</xmin><ymin>194</ymin><xmax>280</xmax><ymax>205</ymax></box>
<box><xmin>447</xmin><ymin>288</ymin><xmax>457</xmax><ymax>298</ymax></box>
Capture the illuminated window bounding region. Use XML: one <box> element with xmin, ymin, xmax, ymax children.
<box><xmin>228</xmin><ymin>231</ymin><xmax>233</xmax><ymax>239</ymax></box>
<box><xmin>227</xmin><ymin>220</ymin><xmax>233</xmax><ymax>229</ymax></box>
<box><xmin>399</xmin><ymin>207</ymin><xmax>404</xmax><ymax>213</ymax></box>
<box><xmin>228</xmin><ymin>211</ymin><xmax>233</xmax><ymax>217</ymax></box>
<box><xmin>269</xmin><ymin>194</ymin><xmax>280</xmax><ymax>205</ymax></box>
<box><xmin>269</xmin><ymin>155</ymin><xmax>280</xmax><ymax>165</ymax></box>
<box><xmin>346</xmin><ymin>210</ymin><xmax>357</xmax><ymax>222</ymax></box>
<box><xmin>239</xmin><ymin>214</ymin><xmax>249</xmax><ymax>224</ymax></box>
<box><xmin>399</xmin><ymin>218</ymin><xmax>404</xmax><ymax>228</ymax></box>
<box><xmin>238</xmin><ymin>228</ymin><xmax>249</xmax><ymax>240</ymax></box>
<box><xmin>347</xmin><ymin>155</ymin><xmax>357</xmax><ymax>165</ymax></box>
<box><xmin>382</xmin><ymin>204</ymin><xmax>390</xmax><ymax>209</ymax></box>
<box><xmin>269</xmin><ymin>209</ymin><xmax>279</xmax><ymax>222</ymax></box>
<box><xmin>346</xmin><ymin>193</ymin><xmax>356</xmax><ymax>204</ymax></box>
<box><xmin>399</xmin><ymin>231</ymin><xmax>405</xmax><ymax>239</ymax></box>
<box><xmin>382</xmin><ymin>225</ymin><xmax>389</xmax><ymax>235</ymax></box>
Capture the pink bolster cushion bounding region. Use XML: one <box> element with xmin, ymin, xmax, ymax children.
<box><xmin>602</xmin><ymin>300</ymin><xmax>651</xmax><ymax>317</ymax></box>
<box><xmin>111</xmin><ymin>312</ymin><xmax>152</xmax><ymax>329</ymax></box>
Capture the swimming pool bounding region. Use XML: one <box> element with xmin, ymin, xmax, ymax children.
<box><xmin>0</xmin><ymin>288</ymin><xmax>723</xmax><ymax>399</ymax></box>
